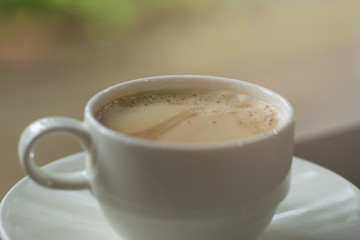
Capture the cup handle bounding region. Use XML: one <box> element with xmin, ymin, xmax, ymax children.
<box><xmin>18</xmin><ymin>117</ymin><xmax>93</xmax><ymax>190</ymax></box>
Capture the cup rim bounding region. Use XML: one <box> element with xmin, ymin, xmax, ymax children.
<box><xmin>85</xmin><ymin>75</ymin><xmax>294</xmax><ymax>150</ymax></box>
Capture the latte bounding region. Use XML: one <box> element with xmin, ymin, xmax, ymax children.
<box><xmin>96</xmin><ymin>88</ymin><xmax>281</xmax><ymax>143</ymax></box>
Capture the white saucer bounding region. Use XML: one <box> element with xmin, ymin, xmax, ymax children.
<box><xmin>1</xmin><ymin>153</ymin><xmax>360</xmax><ymax>240</ymax></box>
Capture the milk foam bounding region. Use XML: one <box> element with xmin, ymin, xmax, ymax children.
<box><xmin>96</xmin><ymin>88</ymin><xmax>281</xmax><ymax>143</ymax></box>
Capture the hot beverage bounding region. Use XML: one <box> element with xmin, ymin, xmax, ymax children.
<box><xmin>96</xmin><ymin>88</ymin><xmax>282</xmax><ymax>143</ymax></box>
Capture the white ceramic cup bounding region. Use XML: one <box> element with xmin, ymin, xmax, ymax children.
<box><xmin>18</xmin><ymin>75</ymin><xmax>295</xmax><ymax>240</ymax></box>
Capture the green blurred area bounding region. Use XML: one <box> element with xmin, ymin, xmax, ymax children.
<box><xmin>1</xmin><ymin>0</ymin><xmax>360</xmax><ymax>74</ymax></box>
<box><xmin>0</xmin><ymin>0</ymin><xmax>149</xmax><ymax>41</ymax></box>
<box><xmin>1</xmin><ymin>0</ymin><xmax>360</xmax><ymax>51</ymax></box>
<box><xmin>0</xmin><ymin>0</ymin><xmax>217</xmax><ymax>43</ymax></box>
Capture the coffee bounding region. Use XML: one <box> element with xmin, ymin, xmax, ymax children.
<box><xmin>96</xmin><ymin>88</ymin><xmax>282</xmax><ymax>143</ymax></box>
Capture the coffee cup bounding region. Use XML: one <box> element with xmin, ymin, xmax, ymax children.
<box><xmin>18</xmin><ymin>75</ymin><xmax>295</xmax><ymax>240</ymax></box>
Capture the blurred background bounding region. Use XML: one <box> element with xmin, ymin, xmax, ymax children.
<box><xmin>1</xmin><ymin>0</ymin><xmax>360</xmax><ymax>198</ymax></box>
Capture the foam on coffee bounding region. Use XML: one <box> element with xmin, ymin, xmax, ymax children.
<box><xmin>96</xmin><ymin>88</ymin><xmax>281</xmax><ymax>143</ymax></box>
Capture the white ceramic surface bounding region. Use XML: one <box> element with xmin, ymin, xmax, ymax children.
<box><xmin>18</xmin><ymin>75</ymin><xmax>295</xmax><ymax>239</ymax></box>
<box><xmin>1</xmin><ymin>153</ymin><xmax>359</xmax><ymax>240</ymax></box>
